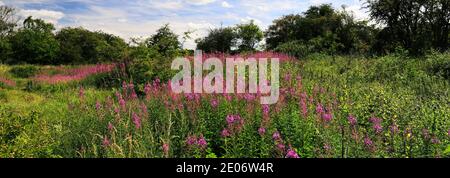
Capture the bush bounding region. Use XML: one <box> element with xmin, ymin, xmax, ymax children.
<box><xmin>9</xmin><ymin>65</ymin><xmax>40</xmax><ymax>78</ymax></box>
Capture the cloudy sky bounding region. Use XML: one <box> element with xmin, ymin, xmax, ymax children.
<box><xmin>1</xmin><ymin>0</ymin><xmax>369</xmax><ymax>49</ymax></box>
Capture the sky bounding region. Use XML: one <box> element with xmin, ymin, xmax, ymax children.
<box><xmin>1</xmin><ymin>0</ymin><xmax>370</xmax><ymax>49</ymax></box>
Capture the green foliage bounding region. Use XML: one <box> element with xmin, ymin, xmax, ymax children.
<box><xmin>235</xmin><ymin>20</ymin><xmax>264</xmax><ymax>52</ymax></box>
<box><xmin>9</xmin><ymin>65</ymin><xmax>39</xmax><ymax>78</ymax></box>
<box><xmin>56</xmin><ymin>27</ymin><xmax>127</xmax><ymax>64</ymax></box>
<box><xmin>367</xmin><ymin>0</ymin><xmax>450</xmax><ymax>55</ymax></box>
<box><xmin>10</xmin><ymin>17</ymin><xmax>60</xmax><ymax>64</ymax></box>
<box><xmin>196</xmin><ymin>27</ymin><xmax>237</xmax><ymax>53</ymax></box>
<box><xmin>266</xmin><ymin>4</ymin><xmax>376</xmax><ymax>57</ymax></box>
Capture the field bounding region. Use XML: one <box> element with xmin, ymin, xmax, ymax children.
<box><xmin>0</xmin><ymin>52</ymin><xmax>449</xmax><ymax>158</ymax></box>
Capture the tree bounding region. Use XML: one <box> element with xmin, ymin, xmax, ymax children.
<box><xmin>265</xmin><ymin>14</ymin><xmax>302</xmax><ymax>50</ymax></box>
<box><xmin>0</xmin><ymin>5</ymin><xmax>18</xmax><ymax>63</ymax></box>
<box><xmin>145</xmin><ymin>24</ymin><xmax>182</xmax><ymax>58</ymax></box>
<box><xmin>56</xmin><ymin>27</ymin><xmax>127</xmax><ymax>64</ymax></box>
<box><xmin>235</xmin><ymin>20</ymin><xmax>264</xmax><ymax>52</ymax></box>
<box><xmin>10</xmin><ymin>16</ymin><xmax>60</xmax><ymax>64</ymax></box>
<box><xmin>367</xmin><ymin>0</ymin><xmax>449</xmax><ymax>54</ymax></box>
<box><xmin>196</xmin><ymin>26</ymin><xmax>237</xmax><ymax>53</ymax></box>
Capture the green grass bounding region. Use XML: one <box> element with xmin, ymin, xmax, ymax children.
<box><xmin>0</xmin><ymin>52</ymin><xmax>449</xmax><ymax>158</ymax></box>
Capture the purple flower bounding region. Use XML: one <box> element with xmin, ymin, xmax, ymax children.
<box><xmin>322</xmin><ymin>113</ymin><xmax>333</xmax><ymax>123</ymax></box>
<box><xmin>373</xmin><ymin>123</ymin><xmax>383</xmax><ymax>134</ymax></box>
<box><xmin>272</xmin><ymin>131</ymin><xmax>281</xmax><ymax>141</ymax></box>
<box><xmin>286</xmin><ymin>149</ymin><xmax>300</xmax><ymax>158</ymax></box>
<box><xmin>210</xmin><ymin>99</ymin><xmax>218</xmax><ymax>108</ymax></box>
<box><xmin>431</xmin><ymin>137</ymin><xmax>440</xmax><ymax>144</ymax></box>
<box><xmin>323</xmin><ymin>143</ymin><xmax>331</xmax><ymax>151</ymax></box>
<box><xmin>132</xmin><ymin>113</ymin><xmax>141</xmax><ymax>129</ymax></box>
<box><xmin>226</xmin><ymin>115</ymin><xmax>235</xmax><ymax>125</ymax></box>
<box><xmin>144</xmin><ymin>83</ymin><xmax>151</xmax><ymax>94</ymax></box>
<box><xmin>316</xmin><ymin>104</ymin><xmax>324</xmax><ymax>114</ymax></box>
<box><xmin>284</xmin><ymin>73</ymin><xmax>292</xmax><ymax>81</ymax></box>
<box><xmin>258</xmin><ymin>127</ymin><xmax>266</xmax><ymax>136</ymax></box>
<box><xmin>186</xmin><ymin>136</ymin><xmax>197</xmax><ymax>145</ymax></box>
<box><xmin>364</xmin><ymin>137</ymin><xmax>373</xmax><ymax>147</ymax></box>
<box><xmin>119</xmin><ymin>98</ymin><xmax>126</xmax><ymax>111</ymax></box>
<box><xmin>221</xmin><ymin>129</ymin><xmax>231</xmax><ymax>138</ymax></box>
<box><xmin>262</xmin><ymin>105</ymin><xmax>270</xmax><ymax>115</ymax></box>
<box><xmin>197</xmin><ymin>135</ymin><xmax>207</xmax><ymax>149</ymax></box>
<box><xmin>448</xmin><ymin>130</ymin><xmax>450</xmax><ymax>137</ymax></box>
<box><xmin>389</xmin><ymin>124</ymin><xmax>399</xmax><ymax>134</ymax></box>
<box><xmin>348</xmin><ymin>115</ymin><xmax>357</xmax><ymax>126</ymax></box>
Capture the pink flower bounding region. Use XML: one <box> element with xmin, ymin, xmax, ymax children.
<box><xmin>272</xmin><ymin>131</ymin><xmax>281</xmax><ymax>141</ymax></box>
<box><xmin>79</xmin><ymin>87</ymin><xmax>85</xmax><ymax>98</ymax></box>
<box><xmin>186</xmin><ymin>135</ymin><xmax>197</xmax><ymax>145</ymax></box>
<box><xmin>258</xmin><ymin>127</ymin><xmax>266</xmax><ymax>136</ymax></box>
<box><xmin>162</xmin><ymin>143</ymin><xmax>170</xmax><ymax>155</ymax></box>
<box><xmin>262</xmin><ymin>105</ymin><xmax>270</xmax><ymax>116</ymax></box>
<box><xmin>322</xmin><ymin>113</ymin><xmax>333</xmax><ymax>123</ymax></box>
<box><xmin>132</xmin><ymin>113</ymin><xmax>141</xmax><ymax>129</ymax></box>
<box><xmin>286</xmin><ymin>149</ymin><xmax>300</xmax><ymax>158</ymax></box>
<box><xmin>276</xmin><ymin>143</ymin><xmax>285</xmax><ymax>152</ymax></box>
<box><xmin>108</xmin><ymin>122</ymin><xmax>114</xmax><ymax>132</ymax></box>
<box><xmin>119</xmin><ymin>98</ymin><xmax>126</xmax><ymax>111</ymax></box>
<box><xmin>364</xmin><ymin>136</ymin><xmax>373</xmax><ymax>147</ymax></box>
<box><xmin>210</xmin><ymin>99</ymin><xmax>218</xmax><ymax>108</ymax></box>
<box><xmin>197</xmin><ymin>135</ymin><xmax>207</xmax><ymax>149</ymax></box>
<box><xmin>316</xmin><ymin>104</ymin><xmax>324</xmax><ymax>114</ymax></box>
<box><xmin>95</xmin><ymin>101</ymin><xmax>102</xmax><ymax>111</ymax></box>
<box><xmin>102</xmin><ymin>136</ymin><xmax>110</xmax><ymax>147</ymax></box>
<box><xmin>221</xmin><ymin>129</ymin><xmax>231</xmax><ymax>138</ymax></box>
<box><xmin>348</xmin><ymin>115</ymin><xmax>357</xmax><ymax>126</ymax></box>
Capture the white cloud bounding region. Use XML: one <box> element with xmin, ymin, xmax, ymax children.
<box><xmin>221</xmin><ymin>1</ymin><xmax>232</xmax><ymax>8</ymax></box>
<box><xmin>346</xmin><ymin>5</ymin><xmax>370</xmax><ymax>20</ymax></box>
<box><xmin>186</xmin><ymin>0</ymin><xmax>216</xmax><ymax>5</ymax></box>
<box><xmin>19</xmin><ymin>9</ymin><xmax>64</xmax><ymax>24</ymax></box>
<box><xmin>0</xmin><ymin>1</ymin><xmax>4</xmax><ymax>6</ymax></box>
<box><xmin>150</xmin><ymin>1</ymin><xmax>184</xmax><ymax>10</ymax></box>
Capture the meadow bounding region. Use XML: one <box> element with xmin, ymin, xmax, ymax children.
<box><xmin>1</xmin><ymin>52</ymin><xmax>449</xmax><ymax>158</ymax></box>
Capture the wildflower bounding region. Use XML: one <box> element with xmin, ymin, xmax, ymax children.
<box><xmin>431</xmin><ymin>137</ymin><xmax>440</xmax><ymax>144</ymax></box>
<box><xmin>316</xmin><ymin>104</ymin><xmax>324</xmax><ymax>114</ymax></box>
<box><xmin>369</xmin><ymin>117</ymin><xmax>383</xmax><ymax>134</ymax></box>
<box><xmin>108</xmin><ymin>122</ymin><xmax>114</xmax><ymax>132</ymax></box>
<box><xmin>186</xmin><ymin>136</ymin><xmax>197</xmax><ymax>145</ymax></box>
<box><xmin>95</xmin><ymin>101</ymin><xmax>102</xmax><ymax>111</ymax></box>
<box><xmin>364</xmin><ymin>137</ymin><xmax>373</xmax><ymax>147</ymax></box>
<box><xmin>448</xmin><ymin>130</ymin><xmax>450</xmax><ymax>137</ymax></box>
<box><xmin>262</xmin><ymin>105</ymin><xmax>270</xmax><ymax>116</ymax></box>
<box><xmin>272</xmin><ymin>131</ymin><xmax>281</xmax><ymax>141</ymax></box>
<box><xmin>162</xmin><ymin>143</ymin><xmax>170</xmax><ymax>155</ymax></box>
<box><xmin>322</xmin><ymin>113</ymin><xmax>333</xmax><ymax>123</ymax></box>
<box><xmin>276</xmin><ymin>143</ymin><xmax>286</xmax><ymax>152</ymax></box>
<box><xmin>102</xmin><ymin>136</ymin><xmax>110</xmax><ymax>147</ymax></box>
<box><xmin>198</xmin><ymin>135</ymin><xmax>207</xmax><ymax>149</ymax></box>
<box><xmin>323</xmin><ymin>143</ymin><xmax>331</xmax><ymax>151</ymax></box>
<box><xmin>389</xmin><ymin>124</ymin><xmax>399</xmax><ymax>134</ymax></box>
<box><xmin>210</xmin><ymin>99</ymin><xmax>218</xmax><ymax>108</ymax></box>
<box><xmin>258</xmin><ymin>127</ymin><xmax>266</xmax><ymax>136</ymax></box>
<box><xmin>132</xmin><ymin>113</ymin><xmax>141</xmax><ymax>129</ymax></box>
<box><xmin>221</xmin><ymin>129</ymin><xmax>231</xmax><ymax>138</ymax></box>
<box><xmin>79</xmin><ymin>86</ymin><xmax>85</xmax><ymax>98</ymax></box>
<box><xmin>119</xmin><ymin>98</ymin><xmax>126</xmax><ymax>111</ymax></box>
<box><xmin>286</xmin><ymin>149</ymin><xmax>300</xmax><ymax>158</ymax></box>
<box><xmin>144</xmin><ymin>83</ymin><xmax>151</xmax><ymax>94</ymax></box>
<box><xmin>284</xmin><ymin>73</ymin><xmax>292</xmax><ymax>82</ymax></box>
<box><xmin>300</xmin><ymin>93</ymin><xmax>308</xmax><ymax>117</ymax></box>
<box><xmin>348</xmin><ymin>115</ymin><xmax>357</xmax><ymax>126</ymax></box>
<box><xmin>226</xmin><ymin>115</ymin><xmax>235</xmax><ymax>125</ymax></box>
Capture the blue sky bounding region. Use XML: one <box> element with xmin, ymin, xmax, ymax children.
<box><xmin>1</xmin><ymin>0</ymin><xmax>369</xmax><ymax>49</ymax></box>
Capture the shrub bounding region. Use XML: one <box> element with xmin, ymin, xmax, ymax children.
<box><xmin>9</xmin><ymin>65</ymin><xmax>40</xmax><ymax>78</ymax></box>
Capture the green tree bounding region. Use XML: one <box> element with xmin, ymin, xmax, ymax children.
<box><xmin>145</xmin><ymin>24</ymin><xmax>182</xmax><ymax>58</ymax></box>
<box><xmin>196</xmin><ymin>27</ymin><xmax>237</xmax><ymax>53</ymax></box>
<box><xmin>10</xmin><ymin>16</ymin><xmax>59</xmax><ymax>64</ymax></box>
<box><xmin>235</xmin><ymin>20</ymin><xmax>264</xmax><ymax>52</ymax></box>
<box><xmin>0</xmin><ymin>5</ymin><xmax>18</xmax><ymax>63</ymax></box>
<box><xmin>367</xmin><ymin>0</ymin><xmax>449</xmax><ymax>54</ymax></box>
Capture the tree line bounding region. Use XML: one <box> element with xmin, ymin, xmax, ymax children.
<box><xmin>0</xmin><ymin>0</ymin><xmax>449</xmax><ymax>65</ymax></box>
